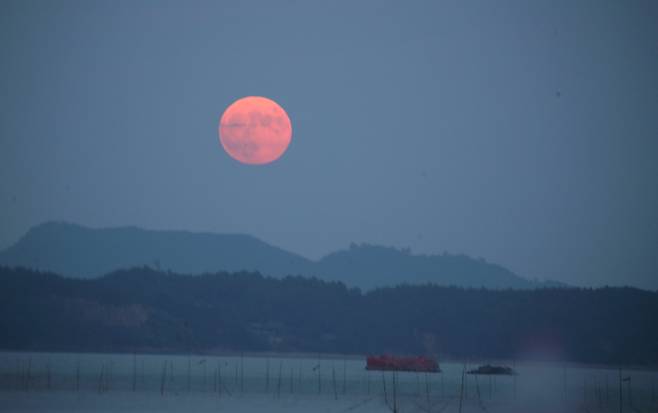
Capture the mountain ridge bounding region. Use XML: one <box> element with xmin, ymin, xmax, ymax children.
<box><xmin>0</xmin><ymin>221</ymin><xmax>562</xmax><ymax>290</ymax></box>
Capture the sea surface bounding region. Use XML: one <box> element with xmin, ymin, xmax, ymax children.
<box><xmin>0</xmin><ymin>351</ymin><xmax>656</xmax><ymax>412</ymax></box>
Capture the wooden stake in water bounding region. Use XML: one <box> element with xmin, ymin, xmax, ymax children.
<box><xmin>214</xmin><ymin>363</ymin><xmax>218</xmax><ymax>396</ymax></box>
<box><xmin>317</xmin><ymin>355</ymin><xmax>322</xmax><ymax>395</ymax></box>
<box><xmin>298</xmin><ymin>361</ymin><xmax>302</xmax><ymax>389</ymax></box>
<box><xmin>332</xmin><ymin>364</ymin><xmax>338</xmax><ymax>400</ymax></box>
<box><xmin>168</xmin><ymin>360</ymin><xmax>174</xmax><ymax>388</ymax></box>
<box><xmin>265</xmin><ymin>358</ymin><xmax>270</xmax><ymax>393</ymax></box>
<box><xmin>464</xmin><ymin>365</ymin><xmax>468</xmax><ymax>400</ymax></box>
<box><xmin>488</xmin><ymin>374</ymin><xmax>492</xmax><ymax>399</ymax></box>
<box><xmin>240</xmin><ymin>353</ymin><xmax>244</xmax><ymax>394</ymax></box>
<box><xmin>583</xmin><ymin>376</ymin><xmax>587</xmax><ymax>403</ymax></box>
<box><xmin>458</xmin><ymin>367</ymin><xmax>465</xmax><ymax>413</ymax></box>
<box><xmin>107</xmin><ymin>362</ymin><xmax>112</xmax><ymax>393</ymax></box>
<box><xmin>342</xmin><ymin>358</ymin><xmax>347</xmax><ymax>395</ymax></box>
<box><xmin>512</xmin><ymin>359</ymin><xmax>517</xmax><ymax>400</ymax></box>
<box><xmin>76</xmin><ymin>358</ymin><xmax>80</xmax><ymax>393</ymax></box>
<box><xmin>382</xmin><ymin>371</ymin><xmax>388</xmax><ymax>405</ymax></box>
<box><xmin>187</xmin><ymin>355</ymin><xmax>192</xmax><ymax>393</ymax></box>
<box><xmin>276</xmin><ymin>361</ymin><xmax>282</xmax><ymax>399</ymax></box>
<box><xmin>425</xmin><ymin>372</ymin><xmax>431</xmax><ymax>407</ymax></box>
<box><xmin>475</xmin><ymin>372</ymin><xmax>482</xmax><ymax>403</ymax></box>
<box><xmin>392</xmin><ymin>371</ymin><xmax>398</xmax><ymax>413</ymax></box>
<box><xmin>202</xmin><ymin>359</ymin><xmax>207</xmax><ymax>391</ymax></box>
<box><xmin>213</xmin><ymin>364</ymin><xmax>217</xmax><ymax>393</ymax></box>
<box><xmin>46</xmin><ymin>360</ymin><xmax>52</xmax><ymax>390</ymax></box>
<box><xmin>25</xmin><ymin>357</ymin><xmax>32</xmax><ymax>392</ymax></box>
<box><xmin>441</xmin><ymin>371</ymin><xmax>444</xmax><ymax>399</ymax></box>
<box><xmin>15</xmin><ymin>359</ymin><xmax>20</xmax><ymax>391</ymax></box>
<box><xmin>563</xmin><ymin>364</ymin><xmax>567</xmax><ymax>400</ymax></box>
<box><xmin>218</xmin><ymin>363</ymin><xmax>223</xmax><ymax>397</ymax></box>
<box><xmin>132</xmin><ymin>353</ymin><xmax>137</xmax><ymax>392</ymax></box>
<box><xmin>160</xmin><ymin>361</ymin><xmax>167</xmax><ymax>396</ymax></box>
<box><xmin>618</xmin><ymin>368</ymin><xmax>623</xmax><ymax>413</ymax></box>
<box><xmin>625</xmin><ymin>376</ymin><xmax>632</xmax><ymax>410</ymax></box>
<box><xmin>99</xmin><ymin>364</ymin><xmax>105</xmax><ymax>394</ymax></box>
<box><xmin>106</xmin><ymin>362</ymin><xmax>110</xmax><ymax>393</ymax></box>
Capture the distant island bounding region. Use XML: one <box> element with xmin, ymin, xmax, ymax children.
<box><xmin>1</xmin><ymin>266</ymin><xmax>656</xmax><ymax>365</ymax></box>
<box><xmin>0</xmin><ymin>222</ymin><xmax>563</xmax><ymax>290</ymax></box>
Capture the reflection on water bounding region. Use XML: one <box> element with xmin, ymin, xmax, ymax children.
<box><xmin>0</xmin><ymin>351</ymin><xmax>656</xmax><ymax>412</ymax></box>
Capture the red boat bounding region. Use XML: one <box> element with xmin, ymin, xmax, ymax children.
<box><xmin>366</xmin><ymin>355</ymin><xmax>440</xmax><ymax>373</ymax></box>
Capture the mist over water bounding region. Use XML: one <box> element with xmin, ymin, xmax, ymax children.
<box><xmin>2</xmin><ymin>352</ymin><xmax>656</xmax><ymax>413</ymax></box>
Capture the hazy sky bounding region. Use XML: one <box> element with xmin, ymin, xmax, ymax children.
<box><xmin>1</xmin><ymin>0</ymin><xmax>657</xmax><ymax>289</ymax></box>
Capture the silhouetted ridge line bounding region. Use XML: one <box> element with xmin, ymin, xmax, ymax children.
<box><xmin>0</xmin><ymin>221</ymin><xmax>564</xmax><ymax>290</ymax></box>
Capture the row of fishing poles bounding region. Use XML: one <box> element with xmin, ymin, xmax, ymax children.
<box><xmin>5</xmin><ymin>355</ymin><xmax>658</xmax><ymax>413</ymax></box>
<box><xmin>7</xmin><ymin>355</ymin><xmax>499</xmax><ymax>400</ymax></box>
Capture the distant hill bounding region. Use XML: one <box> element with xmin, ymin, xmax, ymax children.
<box><xmin>0</xmin><ymin>266</ymin><xmax>655</xmax><ymax>364</ymax></box>
<box><xmin>317</xmin><ymin>244</ymin><xmax>549</xmax><ymax>290</ymax></box>
<box><xmin>0</xmin><ymin>222</ymin><xmax>560</xmax><ymax>290</ymax></box>
<box><xmin>0</xmin><ymin>222</ymin><xmax>315</xmax><ymax>279</ymax></box>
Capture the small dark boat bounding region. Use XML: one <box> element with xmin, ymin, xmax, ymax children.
<box><xmin>467</xmin><ymin>364</ymin><xmax>517</xmax><ymax>376</ymax></box>
<box><xmin>366</xmin><ymin>355</ymin><xmax>440</xmax><ymax>373</ymax></box>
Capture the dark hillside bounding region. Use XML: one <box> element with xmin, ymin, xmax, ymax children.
<box><xmin>1</xmin><ymin>266</ymin><xmax>655</xmax><ymax>365</ymax></box>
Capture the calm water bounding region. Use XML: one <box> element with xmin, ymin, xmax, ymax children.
<box><xmin>0</xmin><ymin>351</ymin><xmax>656</xmax><ymax>412</ymax></box>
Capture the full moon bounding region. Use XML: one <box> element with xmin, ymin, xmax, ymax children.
<box><xmin>219</xmin><ymin>96</ymin><xmax>292</xmax><ymax>165</ymax></box>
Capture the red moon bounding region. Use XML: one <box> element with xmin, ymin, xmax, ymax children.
<box><xmin>218</xmin><ymin>96</ymin><xmax>292</xmax><ymax>165</ymax></box>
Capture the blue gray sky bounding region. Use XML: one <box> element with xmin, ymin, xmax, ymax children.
<box><xmin>1</xmin><ymin>0</ymin><xmax>657</xmax><ymax>289</ymax></box>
